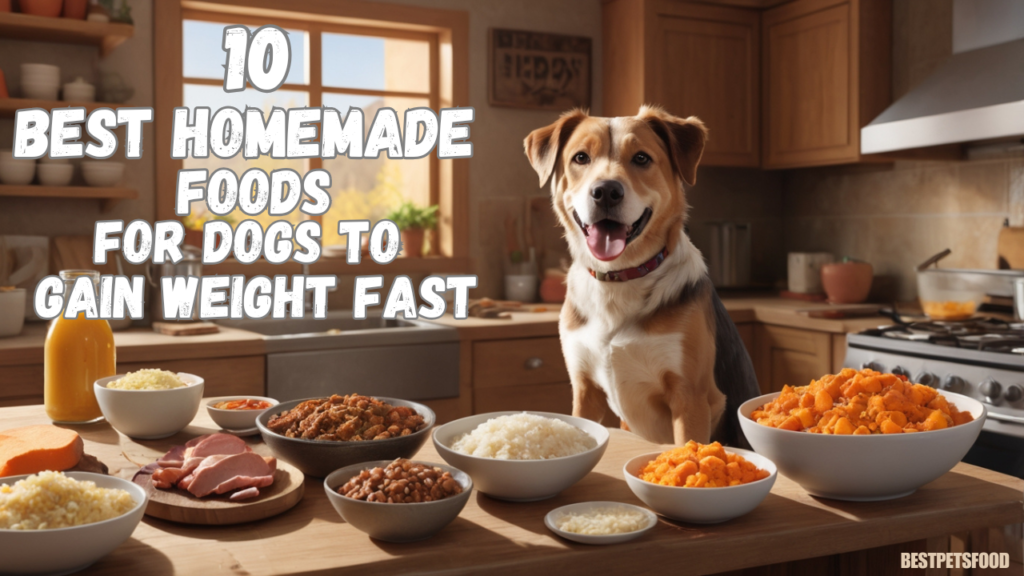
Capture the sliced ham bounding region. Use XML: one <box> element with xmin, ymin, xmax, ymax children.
<box><xmin>156</xmin><ymin>435</ymin><xmax>210</xmax><ymax>468</ymax></box>
<box><xmin>185</xmin><ymin>452</ymin><xmax>276</xmax><ymax>498</ymax></box>
<box><xmin>183</xmin><ymin>434</ymin><xmax>250</xmax><ymax>460</ymax></box>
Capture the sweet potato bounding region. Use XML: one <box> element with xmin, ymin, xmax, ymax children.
<box><xmin>750</xmin><ymin>368</ymin><xmax>974</xmax><ymax>435</ymax></box>
<box><xmin>638</xmin><ymin>441</ymin><xmax>770</xmax><ymax>487</ymax></box>
<box><xmin>0</xmin><ymin>425</ymin><xmax>84</xmax><ymax>476</ymax></box>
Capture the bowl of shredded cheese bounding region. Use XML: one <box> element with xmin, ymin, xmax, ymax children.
<box><xmin>0</xmin><ymin>471</ymin><xmax>147</xmax><ymax>575</ymax></box>
<box><xmin>544</xmin><ymin>501</ymin><xmax>656</xmax><ymax>545</ymax></box>
<box><xmin>94</xmin><ymin>371</ymin><xmax>205</xmax><ymax>439</ymax></box>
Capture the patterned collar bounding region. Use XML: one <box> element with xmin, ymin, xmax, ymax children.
<box><xmin>589</xmin><ymin>247</ymin><xmax>669</xmax><ymax>282</ymax></box>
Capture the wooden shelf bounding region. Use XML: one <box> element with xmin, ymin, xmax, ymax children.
<box><xmin>0</xmin><ymin>97</ymin><xmax>123</xmax><ymax>118</ymax></box>
<box><xmin>0</xmin><ymin>184</ymin><xmax>136</xmax><ymax>212</ymax></box>
<box><xmin>0</xmin><ymin>11</ymin><xmax>133</xmax><ymax>56</ymax></box>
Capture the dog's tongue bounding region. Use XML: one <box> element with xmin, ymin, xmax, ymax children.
<box><xmin>587</xmin><ymin>220</ymin><xmax>628</xmax><ymax>261</ymax></box>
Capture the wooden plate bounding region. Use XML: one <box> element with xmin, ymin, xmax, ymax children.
<box><xmin>140</xmin><ymin>460</ymin><xmax>305</xmax><ymax>525</ymax></box>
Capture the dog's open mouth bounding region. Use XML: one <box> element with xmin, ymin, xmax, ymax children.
<box><xmin>573</xmin><ymin>208</ymin><xmax>652</xmax><ymax>261</ymax></box>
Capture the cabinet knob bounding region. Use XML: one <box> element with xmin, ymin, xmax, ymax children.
<box><xmin>524</xmin><ymin>357</ymin><xmax>544</xmax><ymax>370</ymax></box>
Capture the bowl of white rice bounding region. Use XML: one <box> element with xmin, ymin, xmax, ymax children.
<box><xmin>0</xmin><ymin>471</ymin><xmax>147</xmax><ymax>575</ymax></box>
<box><xmin>432</xmin><ymin>412</ymin><xmax>609</xmax><ymax>501</ymax></box>
<box><xmin>94</xmin><ymin>371</ymin><xmax>205</xmax><ymax>439</ymax></box>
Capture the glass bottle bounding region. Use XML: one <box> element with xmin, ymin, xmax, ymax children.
<box><xmin>44</xmin><ymin>270</ymin><xmax>116</xmax><ymax>423</ymax></box>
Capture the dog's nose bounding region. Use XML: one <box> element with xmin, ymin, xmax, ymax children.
<box><xmin>590</xmin><ymin>180</ymin><xmax>624</xmax><ymax>208</ymax></box>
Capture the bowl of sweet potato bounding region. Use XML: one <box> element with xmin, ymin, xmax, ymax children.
<box><xmin>739</xmin><ymin>368</ymin><xmax>986</xmax><ymax>501</ymax></box>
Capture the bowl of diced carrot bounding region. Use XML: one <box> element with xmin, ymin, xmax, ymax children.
<box><xmin>739</xmin><ymin>368</ymin><xmax>986</xmax><ymax>502</ymax></box>
<box><xmin>623</xmin><ymin>441</ymin><xmax>777</xmax><ymax>524</ymax></box>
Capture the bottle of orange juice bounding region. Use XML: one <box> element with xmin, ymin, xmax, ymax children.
<box><xmin>44</xmin><ymin>270</ymin><xmax>116</xmax><ymax>423</ymax></box>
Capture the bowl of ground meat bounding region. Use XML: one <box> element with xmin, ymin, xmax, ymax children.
<box><xmin>256</xmin><ymin>394</ymin><xmax>435</xmax><ymax>477</ymax></box>
<box><xmin>323</xmin><ymin>458</ymin><xmax>472</xmax><ymax>542</ymax></box>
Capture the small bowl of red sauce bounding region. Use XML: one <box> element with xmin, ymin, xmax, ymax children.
<box><xmin>206</xmin><ymin>395</ymin><xmax>279</xmax><ymax>433</ymax></box>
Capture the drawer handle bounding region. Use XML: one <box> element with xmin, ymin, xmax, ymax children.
<box><xmin>524</xmin><ymin>357</ymin><xmax>544</xmax><ymax>370</ymax></box>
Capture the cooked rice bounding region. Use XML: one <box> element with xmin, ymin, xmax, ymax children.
<box><xmin>555</xmin><ymin>507</ymin><xmax>650</xmax><ymax>535</ymax></box>
<box><xmin>451</xmin><ymin>413</ymin><xmax>596</xmax><ymax>460</ymax></box>
<box><xmin>0</xmin><ymin>471</ymin><xmax>136</xmax><ymax>530</ymax></box>
<box><xmin>107</xmin><ymin>369</ymin><xmax>186</xmax><ymax>390</ymax></box>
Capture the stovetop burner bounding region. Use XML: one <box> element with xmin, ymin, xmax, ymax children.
<box><xmin>860</xmin><ymin>317</ymin><xmax>1024</xmax><ymax>352</ymax></box>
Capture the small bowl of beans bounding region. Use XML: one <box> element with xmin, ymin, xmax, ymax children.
<box><xmin>324</xmin><ymin>458</ymin><xmax>473</xmax><ymax>543</ymax></box>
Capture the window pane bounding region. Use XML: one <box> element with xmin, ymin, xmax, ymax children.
<box><xmin>322</xmin><ymin>33</ymin><xmax>429</xmax><ymax>93</ymax></box>
<box><xmin>321</xmin><ymin>93</ymin><xmax>432</xmax><ymax>247</ymax></box>
<box><xmin>182</xmin><ymin>84</ymin><xmax>310</xmax><ymax>227</ymax></box>
<box><xmin>183</xmin><ymin>19</ymin><xmax>308</xmax><ymax>85</ymax></box>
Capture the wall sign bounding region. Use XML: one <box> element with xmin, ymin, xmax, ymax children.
<box><xmin>489</xmin><ymin>28</ymin><xmax>592</xmax><ymax>111</ymax></box>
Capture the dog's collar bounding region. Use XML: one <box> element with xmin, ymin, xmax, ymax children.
<box><xmin>589</xmin><ymin>247</ymin><xmax>669</xmax><ymax>282</ymax></box>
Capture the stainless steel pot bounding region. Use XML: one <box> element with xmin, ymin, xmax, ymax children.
<box><xmin>144</xmin><ymin>245</ymin><xmax>202</xmax><ymax>321</ymax></box>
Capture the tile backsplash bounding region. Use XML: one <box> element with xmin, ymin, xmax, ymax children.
<box><xmin>782</xmin><ymin>158</ymin><xmax>1020</xmax><ymax>301</ymax></box>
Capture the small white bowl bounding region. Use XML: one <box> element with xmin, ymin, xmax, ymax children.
<box><xmin>36</xmin><ymin>162</ymin><xmax>73</xmax><ymax>186</ymax></box>
<box><xmin>545</xmin><ymin>501</ymin><xmax>656</xmax><ymax>545</ymax></box>
<box><xmin>0</xmin><ymin>289</ymin><xmax>26</xmax><ymax>337</ymax></box>
<box><xmin>623</xmin><ymin>448</ymin><xmax>777</xmax><ymax>524</ymax></box>
<box><xmin>81</xmin><ymin>161</ymin><xmax>124</xmax><ymax>187</ymax></box>
<box><xmin>63</xmin><ymin>79</ymin><xmax>95</xmax><ymax>103</ymax></box>
<box><xmin>0</xmin><ymin>472</ymin><xmax>147</xmax><ymax>576</ymax></box>
<box><xmin>739</xmin><ymin>391</ymin><xmax>986</xmax><ymax>501</ymax></box>
<box><xmin>94</xmin><ymin>373</ymin><xmax>205</xmax><ymax>439</ymax></box>
<box><xmin>432</xmin><ymin>411</ymin><xmax>610</xmax><ymax>502</ymax></box>
<box><xmin>0</xmin><ymin>158</ymin><xmax>36</xmax><ymax>185</ymax></box>
<box><xmin>324</xmin><ymin>460</ymin><xmax>473</xmax><ymax>542</ymax></box>
<box><xmin>206</xmin><ymin>396</ymin><xmax>279</xmax><ymax>431</ymax></box>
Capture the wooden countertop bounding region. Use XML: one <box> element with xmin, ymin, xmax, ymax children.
<box><xmin>428</xmin><ymin>297</ymin><xmax>889</xmax><ymax>341</ymax></box>
<box><xmin>0</xmin><ymin>323</ymin><xmax>265</xmax><ymax>367</ymax></box>
<box><xmin>0</xmin><ymin>296</ymin><xmax>888</xmax><ymax>366</ymax></box>
<box><xmin>2</xmin><ymin>405</ymin><xmax>1020</xmax><ymax>576</ymax></box>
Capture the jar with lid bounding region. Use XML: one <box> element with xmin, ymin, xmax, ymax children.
<box><xmin>44</xmin><ymin>270</ymin><xmax>116</xmax><ymax>423</ymax></box>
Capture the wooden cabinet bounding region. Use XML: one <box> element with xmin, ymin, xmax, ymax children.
<box><xmin>604</xmin><ymin>0</ymin><xmax>761</xmax><ymax>167</ymax></box>
<box><xmin>470</xmin><ymin>337</ymin><xmax>573</xmax><ymax>415</ymax></box>
<box><xmin>761</xmin><ymin>0</ymin><xmax>891</xmax><ymax>168</ymax></box>
<box><xmin>751</xmin><ymin>324</ymin><xmax>849</xmax><ymax>393</ymax></box>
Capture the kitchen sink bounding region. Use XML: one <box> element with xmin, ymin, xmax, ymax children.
<box><xmin>218</xmin><ymin>311</ymin><xmax>459</xmax><ymax>403</ymax></box>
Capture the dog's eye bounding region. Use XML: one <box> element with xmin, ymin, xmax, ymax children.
<box><xmin>572</xmin><ymin>152</ymin><xmax>590</xmax><ymax>165</ymax></box>
<box><xmin>632</xmin><ymin>152</ymin><xmax>651</xmax><ymax>166</ymax></box>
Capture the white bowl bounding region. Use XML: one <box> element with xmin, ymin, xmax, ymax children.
<box><xmin>0</xmin><ymin>289</ymin><xmax>26</xmax><ymax>337</ymax></box>
<box><xmin>623</xmin><ymin>449</ymin><xmax>777</xmax><ymax>524</ymax></box>
<box><xmin>0</xmin><ymin>471</ymin><xmax>147</xmax><ymax>576</ymax></box>
<box><xmin>324</xmin><ymin>460</ymin><xmax>473</xmax><ymax>543</ymax></box>
<box><xmin>94</xmin><ymin>373</ymin><xmax>205</xmax><ymax>439</ymax></box>
<box><xmin>81</xmin><ymin>161</ymin><xmax>124</xmax><ymax>187</ymax></box>
<box><xmin>206</xmin><ymin>395</ymin><xmax>278</xmax><ymax>431</ymax></box>
<box><xmin>432</xmin><ymin>411</ymin><xmax>610</xmax><ymax>502</ymax></box>
<box><xmin>544</xmin><ymin>501</ymin><xmax>657</xmax><ymax>545</ymax></box>
<box><xmin>738</xmin><ymin>391</ymin><xmax>986</xmax><ymax>501</ymax></box>
<box><xmin>36</xmin><ymin>162</ymin><xmax>73</xmax><ymax>186</ymax></box>
<box><xmin>63</xmin><ymin>83</ymin><xmax>95</xmax><ymax>103</ymax></box>
<box><xmin>0</xmin><ymin>159</ymin><xmax>36</xmax><ymax>185</ymax></box>
<box><xmin>20</xmin><ymin>82</ymin><xmax>60</xmax><ymax>101</ymax></box>
<box><xmin>20</xmin><ymin>63</ymin><xmax>60</xmax><ymax>81</ymax></box>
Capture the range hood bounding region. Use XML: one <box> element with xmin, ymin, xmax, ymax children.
<box><xmin>861</xmin><ymin>0</ymin><xmax>1024</xmax><ymax>154</ymax></box>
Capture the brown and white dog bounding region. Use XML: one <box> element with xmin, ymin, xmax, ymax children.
<box><xmin>523</xmin><ymin>105</ymin><xmax>759</xmax><ymax>446</ymax></box>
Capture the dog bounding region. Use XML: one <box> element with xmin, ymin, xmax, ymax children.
<box><xmin>523</xmin><ymin>105</ymin><xmax>760</xmax><ymax>447</ymax></box>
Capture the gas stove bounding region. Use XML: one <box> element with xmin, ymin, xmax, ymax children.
<box><xmin>845</xmin><ymin>318</ymin><xmax>1024</xmax><ymax>438</ymax></box>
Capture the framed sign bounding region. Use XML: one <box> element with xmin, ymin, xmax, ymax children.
<box><xmin>489</xmin><ymin>28</ymin><xmax>592</xmax><ymax>111</ymax></box>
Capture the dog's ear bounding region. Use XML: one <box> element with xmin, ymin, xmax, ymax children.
<box><xmin>639</xmin><ymin>106</ymin><xmax>708</xmax><ymax>186</ymax></box>
<box><xmin>523</xmin><ymin>109</ymin><xmax>588</xmax><ymax>187</ymax></box>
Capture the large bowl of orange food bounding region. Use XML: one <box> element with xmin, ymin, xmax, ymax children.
<box><xmin>739</xmin><ymin>368</ymin><xmax>986</xmax><ymax>501</ymax></box>
<box><xmin>623</xmin><ymin>441</ymin><xmax>776</xmax><ymax>524</ymax></box>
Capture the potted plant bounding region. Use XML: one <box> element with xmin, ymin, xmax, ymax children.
<box><xmin>385</xmin><ymin>201</ymin><xmax>438</xmax><ymax>258</ymax></box>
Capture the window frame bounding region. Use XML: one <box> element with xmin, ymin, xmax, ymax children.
<box><xmin>155</xmin><ymin>0</ymin><xmax>470</xmax><ymax>276</ymax></box>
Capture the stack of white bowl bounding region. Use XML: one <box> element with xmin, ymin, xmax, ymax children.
<box><xmin>38</xmin><ymin>157</ymin><xmax>73</xmax><ymax>186</ymax></box>
<box><xmin>0</xmin><ymin>151</ymin><xmax>35</xmax><ymax>185</ymax></box>
<box><xmin>21</xmin><ymin>63</ymin><xmax>61</xmax><ymax>100</ymax></box>
<box><xmin>82</xmin><ymin>160</ymin><xmax>125</xmax><ymax>187</ymax></box>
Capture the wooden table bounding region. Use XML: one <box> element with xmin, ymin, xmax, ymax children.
<box><xmin>2</xmin><ymin>405</ymin><xmax>1022</xmax><ymax>575</ymax></box>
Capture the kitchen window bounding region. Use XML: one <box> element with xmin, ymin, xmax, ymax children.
<box><xmin>154</xmin><ymin>2</ymin><xmax>469</xmax><ymax>273</ymax></box>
